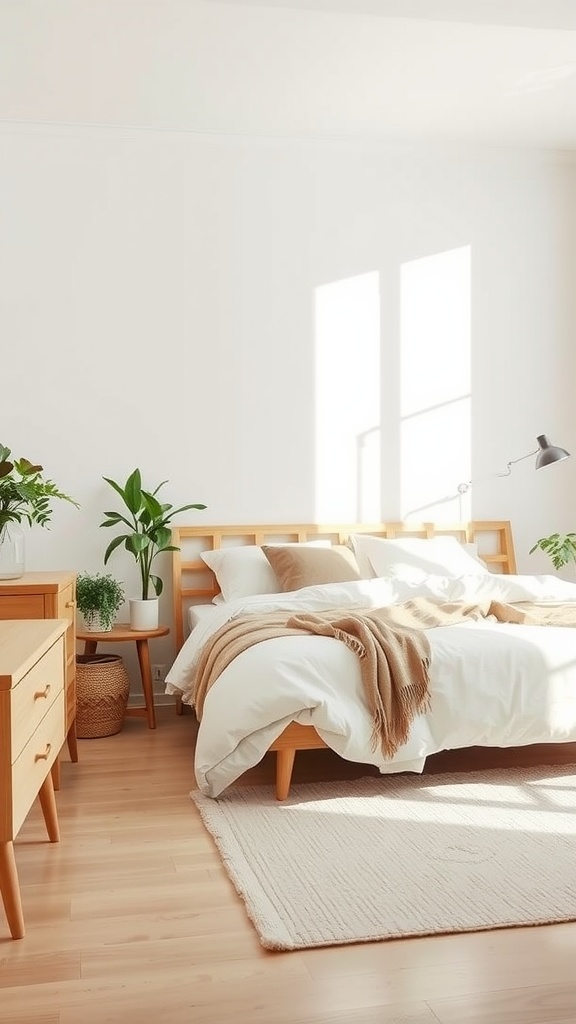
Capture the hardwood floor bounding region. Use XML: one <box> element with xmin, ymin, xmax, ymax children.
<box><xmin>2</xmin><ymin>708</ymin><xmax>576</xmax><ymax>1023</ymax></box>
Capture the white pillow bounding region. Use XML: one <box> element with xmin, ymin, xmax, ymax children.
<box><xmin>462</xmin><ymin>541</ymin><xmax>489</xmax><ymax>569</ymax></box>
<box><xmin>349</xmin><ymin>534</ymin><xmax>490</xmax><ymax>583</ymax></box>
<box><xmin>201</xmin><ymin>542</ymin><xmax>330</xmax><ymax>602</ymax></box>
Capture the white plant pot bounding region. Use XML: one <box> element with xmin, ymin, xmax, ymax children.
<box><xmin>82</xmin><ymin>610</ymin><xmax>113</xmax><ymax>633</ymax></box>
<box><xmin>129</xmin><ymin>598</ymin><xmax>159</xmax><ymax>631</ymax></box>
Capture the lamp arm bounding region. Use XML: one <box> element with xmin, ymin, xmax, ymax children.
<box><xmin>456</xmin><ymin>435</ymin><xmax>568</xmax><ymax>504</ymax></box>
<box><xmin>457</xmin><ymin>448</ymin><xmax>539</xmax><ymax>494</ymax></box>
<box><xmin>496</xmin><ymin>448</ymin><xmax>538</xmax><ymax>478</ymax></box>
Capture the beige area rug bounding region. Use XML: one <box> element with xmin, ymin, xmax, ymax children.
<box><xmin>191</xmin><ymin>764</ymin><xmax>576</xmax><ymax>950</ymax></box>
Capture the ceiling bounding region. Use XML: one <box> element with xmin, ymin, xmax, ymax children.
<box><xmin>1</xmin><ymin>0</ymin><xmax>575</xmax><ymax>149</ymax></box>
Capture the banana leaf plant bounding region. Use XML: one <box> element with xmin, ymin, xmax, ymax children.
<box><xmin>100</xmin><ymin>468</ymin><xmax>206</xmax><ymax>599</ymax></box>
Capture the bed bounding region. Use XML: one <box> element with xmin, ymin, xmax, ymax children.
<box><xmin>164</xmin><ymin>519</ymin><xmax>576</xmax><ymax>800</ymax></box>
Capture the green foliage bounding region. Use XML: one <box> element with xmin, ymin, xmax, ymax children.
<box><xmin>0</xmin><ymin>443</ymin><xmax>79</xmax><ymax>532</ymax></box>
<box><xmin>529</xmin><ymin>532</ymin><xmax>576</xmax><ymax>572</ymax></box>
<box><xmin>100</xmin><ymin>468</ymin><xmax>206</xmax><ymax>600</ymax></box>
<box><xmin>76</xmin><ymin>573</ymin><xmax>125</xmax><ymax>631</ymax></box>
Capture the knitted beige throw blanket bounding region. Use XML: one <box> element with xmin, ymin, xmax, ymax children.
<box><xmin>192</xmin><ymin>598</ymin><xmax>492</xmax><ymax>759</ymax></box>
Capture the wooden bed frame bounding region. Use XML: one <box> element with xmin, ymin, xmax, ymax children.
<box><xmin>171</xmin><ymin>520</ymin><xmax>516</xmax><ymax>799</ymax></box>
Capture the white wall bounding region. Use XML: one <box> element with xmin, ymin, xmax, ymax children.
<box><xmin>1</xmin><ymin>121</ymin><xmax>575</xmax><ymax>686</ymax></box>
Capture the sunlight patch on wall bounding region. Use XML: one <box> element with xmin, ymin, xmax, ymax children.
<box><xmin>400</xmin><ymin>246</ymin><xmax>471</xmax><ymax>522</ymax></box>
<box><xmin>315</xmin><ymin>272</ymin><xmax>380</xmax><ymax>522</ymax></box>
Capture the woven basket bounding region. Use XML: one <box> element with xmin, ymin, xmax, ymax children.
<box><xmin>76</xmin><ymin>654</ymin><xmax>130</xmax><ymax>738</ymax></box>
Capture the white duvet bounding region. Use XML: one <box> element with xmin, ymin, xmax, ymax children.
<box><xmin>165</xmin><ymin>573</ymin><xmax>576</xmax><ymax>797</ymax></box>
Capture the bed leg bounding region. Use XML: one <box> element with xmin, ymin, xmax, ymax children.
<box><xmin>175</xmin><ymin>696</ymin><xmax>183</xmax><ymax>716</ymax></box>
<box><xmin>276</xmin><ymin>748</ymin><xmax>296</xmax><ymax>801</ymax></box>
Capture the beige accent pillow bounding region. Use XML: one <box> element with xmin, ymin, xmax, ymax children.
<box><xmin>261</xmin><ymin>544</ymin><xmax>362</xmax><ymax>593</ymax></box>
<box><xmin>201</xmin><ymin>541</ymin><xmax>330</xmax><ymax>602</ymax></box>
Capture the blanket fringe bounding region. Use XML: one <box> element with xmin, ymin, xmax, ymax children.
<box><xmin>333</xmin><ymin>628</ymin><xmax>366</xmax><ymax>658</ymax></box>
<box><xmin>370</xmin><ymin>669</ymin><xmax>431</xmax><ymax>759</ymax></box>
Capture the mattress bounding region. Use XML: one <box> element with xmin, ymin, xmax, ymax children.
<box><xmin>187</xmin><ymin>604</ymin><xmax>222</xmax><ymax>630</ymax></box>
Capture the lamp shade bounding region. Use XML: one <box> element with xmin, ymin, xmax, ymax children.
<box><xmin>535</xmin><ymin>434</ymin><xmax>571</xmax><ymax>470</ymax></box>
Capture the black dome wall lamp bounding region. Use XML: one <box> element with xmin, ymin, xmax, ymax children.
<box><xmin>533</xmin><ymin>434</ymin><xmax>571</xmax><ymax>470</ymax></box>
<box><xmin>457</xmin><ymin>434</ymin><xmax>570</xmax><ymax>497</ymax></box>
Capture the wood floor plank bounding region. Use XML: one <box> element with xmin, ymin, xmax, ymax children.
<box><xmin>1</xmin><ymin>1014</ymin><xmax>60</xmax><ymax>1024</ymax></box>
<box><xmin>0</xmin><ymin>907</ymin><xmax>261</xmax><ymax>957</ymax></box>
<box><xmin>428</xmin><ymin>981</ymin><xmax>576</xmax><ymax>1022</ymax></box>
<box><xmin>2</xmin><ymin>707</ymin><xmax>576</xmax><ymax>1024</ymax></box>
<box><xmin>0</xmin><ymin>974</ymin><xmax>439</xmax><ymax>1024</ymax></box>
<box><xmin>0</xmin><ymin>950</ymin><xmax>80</xmax><ymax>988</ymax></box>
<box><xmin>69</xmin><ymin>877</ymin><xmax>243</xmax><ymax>920</ymax></box>
<box><xmin>78</xmin><ymin>937</ymin><xmax>306</xmax><ymax>980</ymax></box>
<box><xmin>302</xmin><ymin>952</ymin><xmax>576</xmax><ymax>1007</ymax></box>
<box><xmin>302</xmin><ymin>924</ymin><xmax>576</xmax><ymax>999</ymax></box>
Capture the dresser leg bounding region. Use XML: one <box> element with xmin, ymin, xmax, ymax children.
<box><xmin>67</xmin><ymin>720</ymin><xmax>79</xmax><ymax>763</ymax></box>
<box><xmin>0</xmin><ymin>841</ymin><xmax>24</xmax><ymax>939</ymax></box>
<box><xmin>51</xmin><ymin>757</ymin><xmax>61</xmax><ymax>791</ymax></box>
<box><xmin>39</xmin><ymin>774</ymin><xmax>60</xmax><ymax>843</ymax></box>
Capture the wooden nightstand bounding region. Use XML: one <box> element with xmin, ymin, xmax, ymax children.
<box><xmin>0</xmin><ymin>618</ymin><xmax>67</xmax><ymax>939</ymax></box>
<box><xmin>77</xmin><ymin>623</ymin><xmax>170</xmax><ymax>730</ymax></box>
<box><xmin>0</xmin><ymin>573</ymin><xmax>78</xmax><ymax>766</ymax></box>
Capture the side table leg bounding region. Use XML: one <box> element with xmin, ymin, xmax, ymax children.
<box><xmin>135</xmin><ymin>639</ymin><xmax>157</xmax><ymax>730</ymax></box>
<box><xmin>0</xmin><ymin>841</ymin><xmax>24</xmax><ymax>939</ymax></box>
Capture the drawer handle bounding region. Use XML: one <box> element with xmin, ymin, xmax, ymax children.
<box><xmin>35</xmin><ymin>743</ymin><xmax>52</xmax><ymax>762</ymax></box>
<box><xmin>34</xmin><ymin>684</ymin><xmax>51</xmax><ymax>700</ymax></box>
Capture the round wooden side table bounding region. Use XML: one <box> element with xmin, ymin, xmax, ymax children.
<box><xmin>76</xmin><ymin>623</ymin><xmax>170</xmax><ymax>730</ymax></box>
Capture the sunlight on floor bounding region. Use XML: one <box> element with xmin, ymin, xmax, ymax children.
<box><xmin>284</xmin><ymin>780</ymin><xmax>576</xmax><ymax>833</ymax></box>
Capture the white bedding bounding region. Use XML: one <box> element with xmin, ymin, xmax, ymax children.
<box><xmin>165</xmin><ymin>573</ymin><xmax>576</xmax><ymax>797</ymax></box>
<box><xmin>188</xmin><ymin>604</ymin><xmax>222</xmax><ymax>630</ymax></box>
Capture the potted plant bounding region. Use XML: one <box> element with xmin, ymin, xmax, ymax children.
<box><xmin>0</xmin><ymin>442</ymin><xmax>79</xmax><ymax>579</ymax></box>
<box><xmin>76</xmin><ymin>572</ymin><xmax>125</xmax><ymax>632</ymax></box>
<box><xmin>529</xmin><ymin>532</ymin><xmax>576</xmax><ymax>573</ymax></box>
<box><xmin>100</xmin><ymin>468</ymin><xmax>206</xmax><ymax>630</ymax></box>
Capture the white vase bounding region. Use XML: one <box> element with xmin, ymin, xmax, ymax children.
<box><xmin>0</xmin><ymin>522</ymin><xmax>25</xmax><ymax>580</ymax></box>
<box><xmin>129</xmin><ymin>598</ymin><xmax>159</xmax><ymax>631</ymax></box>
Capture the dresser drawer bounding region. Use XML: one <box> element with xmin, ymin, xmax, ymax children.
<box><xmin>11</xmin><ymin>638</ymin><xmax>64</xmax><ymax>763</ymax></box>
<box><xmin>0</xmin><ymin>595</ymin><xmax>45</xmax><ymax>619</ymax></box>
<box><xmin>0</xmin><ymin>574</ymin><xmax>77</xmax><ymax>773</ymax></box>
<box><xmin>55</xmin><ymin>582</ymin><xmax>76</xmax><ymax>735</ymax></box>
<box><xmin>56</xmin><ymin>582</ymin><xmax>75</xmax><ymax>621</ymax></box>
<box><xmin>11</xmin><ymin>690</ymin><xmax>65</xmax><ymax>836</ymax></box>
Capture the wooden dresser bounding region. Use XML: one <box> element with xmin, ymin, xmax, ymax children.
<box><xmin>0</xmin><ymin>572</ymin><xmax>77</xmax><ymax>766</ymax></box>
<box><xmin>0</xmin><ymin>618</ymin><xmax>67</xmax><ymax>938</ymax></box>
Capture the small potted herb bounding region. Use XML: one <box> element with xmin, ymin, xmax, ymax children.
<box><xmin>76</xmin><ymin>572</ymin><xmax>125</xmax><ymax>632</ymax></box>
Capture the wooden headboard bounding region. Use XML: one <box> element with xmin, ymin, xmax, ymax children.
<box><xmin>170</xmin><ymin>520</ymin><xmax>516</xmax><ymax>652</ymax></box>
